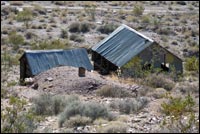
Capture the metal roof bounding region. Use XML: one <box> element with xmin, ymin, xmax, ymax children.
<box><xmin>92</xmin><ymin>24</ymin><xmax>154</xmax><ymax>67</ymax></box>
<box><xmin>22</xmin><ymin>48</ymin><xmax>93</xmax><ymax>75</ymax></box>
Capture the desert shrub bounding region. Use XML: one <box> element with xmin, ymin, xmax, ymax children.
<box><xmin>8</xmin><ymin>31</ymin><xmax>24</xmax><ymax>51</ymax></box>
<box><xmin>69</xmin><ymin>22</ymin><xmax>91</xmax><ymax>33</ymax></box>
<box><xmin>31</xmin><ymin>39</ymin><xmax>71</xmax><ymax>50</ymax></box>
<box><xmin>157</xmin><ymin>27</ymin><xmax>174</xmax><ymax>35</ymax></box>
<box><xmin>70</xmin><ymin>34</ymin><xmax>84</xmax><ymax>43</ymax></box>
<box><xmin>97</xmin><ymin>121</ymin><xmax>127</xmax><ymax>133</ymax></box>
<box><xmin>96</xmin><ymin>85</ymin><xmax>132</xmax><ymax>98</ymax></box>
<box><xmin>148</xmin><ymin>88</ymin><xmax>167</xmax><ymax>99</ymax></box>
<box><xmin>132</xmin><ymin>4</ymin><xmax>144</xmax><ymax>17</ymax></box>
<box><xmin>46</xmin><ymin>27</ymin><xmax>53</xmax><ymax>32</ymax></box>
<box><xmin>110</xmin><ymin>97</ymin><xmax>149</xmax><ymax>114</ymax></box>
<box><xmin>94</xmin><ymin>118</ymin><xmax>109</xmax><ymax>125</ymax></box>
<box><xmin>32</xmin><ymin>93</ymin><xmax>54</xmax><ymax>115</ymax></box>
<box><xmin>176</xmin><ymin>1</ymin><xmax>187</xmax><ymax>5</ymax></box>
<box><xmin>53</xmin><ymin>1</ymin><xmax>66</xmax><ymax>5</ymax></box>
<box><xmin>2</xmin><ymin>29</ymin><xmax>9</xmax><ymax>35</ymax></box>
<box><xmin>175</xmin><ymin>81</ymin><xmax>199</xmax><ymax>95</ymax></box>
<box><xmin>10</xmin><ymin>1</ymin><xmax>23</xmax><ymax>6</ymax></box>
<box><xmin>144</xmin><ymin>73</ymin><xmax>175</xmax><ymax>91</ymax></box>
<box><xmin>59</xmin><ymin>101</ymin><xmax>110</xmax><ymax>127</ymax></box>
<box><xmin>1</xmin><ymin>96</ymin><xmax>37</xmax><ymax>133</ymax></box>
<box><xmin>185</xmin><ymin>56</ymin><xmax>199</xmax><ymax>72</ymax></box>
<box><xmin>82</xmin><ymin>102</ymin><xmax>109</xmax><ymax>120</ymax></box>
<box><xmin>69</xmin><ymin>22</ymin><xmax>80</xmax><ymax>33</ymax></box>
<box><xmin>1</xmin><ymin>88</ymin><xmax>9</xmax><ymax>99</ymax></box>
<box><xmin>25</xmin><ymin>32</ymin><xmax>37</xmax><ymax>40</ymax></box>
<box><xmin>1</xmin><ymin>52</ymin><xmax>20</xmax><ymax>66</ymax></box>
<box><xmin>63</xmin><ymin>115</ymin><xmax>92</xmax><ymax>127</ymax></box>
<box><xmin>16</xmin><ymin>8</ymin><xmax>33</xmax><ymax>28</ymax></box>
<box><xmin>84</xmin><ymin>6</ymin><xmax>96</xmax><ymax>21</ymax></box>
<box><xmin>137</xmin><ymin>86</ymin><xmax>153</xmax><ymax>97</ymax></box>
<box><xmin>80</xmin><ymin>22</ymin><xmax>90</xmax><ymax>33</ymax></box>
<box><xmin>141</xmin><ymin>15</ymin><xmax>150</xmax><ymax>23</ymax></box>
<box><xmin>33</xmin><ymin>4</ymin><xmax>46</xmax><ymax>15</ymax></box>
<box><xmin>161</xmin><ymin>93</ymin><xmax>198</xmax><ymax>133</ymax></box>
<box><xmin>97</xmin><ymin>24</ymin><xmax>118</xmax><ymax>34</ymax></box>
<box><xmin>7</xmin><ymin>81</ymin><xmax>18</xmax><ymax>87</ymax></box>
<box><xmin>185</xmin><ymin>46</ymin><xmax>199</xmax><ymax>58</ymax></box>
<box><xmin>32</xmin><ymin>93</ymin><xmax>71</xmax><ymax>116</ymax></box>
<box><xmin>121</xmin><ymin>57</ymin><xmax>151</xmax><ymax>78</ymax></box>
<box><xmin>39</xmin><ymin>18</ymin><xmax>45</xmax><ymax>22</ymax></box>
<box><xmin>60</xmin><ymin>29</ymin><xmax>68</xmax><ymax>39</ymax></box>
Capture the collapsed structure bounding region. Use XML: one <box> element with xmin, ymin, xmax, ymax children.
<box><xmin>19</xmin><ymin>48</ymin><xmax>93</xmax><ymax>83</ymax></box>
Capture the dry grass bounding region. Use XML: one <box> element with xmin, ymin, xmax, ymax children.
<box><xmin>96</xmin><ymin>85</ymin><xmax>132</xmax><ymax>98</ymax></box>
<box><xmin>63</xmin><ymin>115</ymin><xmax>92</xmax><ymax>127</ymax></box>
<box><xmin>96</xmin><ymin>121</ymin><xmax>127</xmax><ymax>133</ymax></box>
<box><xmin>108</xmin><ymin>72</ymin><xmax>137</xmax><ymax>85</ymax></box>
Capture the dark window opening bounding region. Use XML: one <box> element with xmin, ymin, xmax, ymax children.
<box><xmin>161</xmin><ymin>62</ymin><xmax>169</xmax><ymax>71</ymax></box>
<box><xmin>161</xmin><ymin>53</ymin><xmax>169</xmax><ymax>71</ymax></box>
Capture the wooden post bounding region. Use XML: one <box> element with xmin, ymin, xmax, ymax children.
<box><xmin>79</xmin><ymin>67</ymin><xmax>86</xmax><ymax>77</ymax></box>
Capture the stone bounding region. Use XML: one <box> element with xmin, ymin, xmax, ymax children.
<box><xmin>138</xmin><ymin>115</ymin><xmax>147</xmax><ymax>118</ymax></box>
<box><xmin>77</xmin><ymin>126</ymin><xmax>83</xmax><ymax>131</ymax></box>
<box><xmin>25</xmin><ymin>77</ymin><xmax>35</xmax><ymax>85</ymax></box>
<box><xmin>45</xmin><ymin>77</ymin><xmax>53</xmax><ymax>82</ymax></box>
<box><xmin>31</xmin><ymin>83</ymin><xmax>38</xmax><ymax>90</ymax></box>
<box><xmin>132</xmin><ymin>118</ymin><xmax>142</xmax><ymax>123</ymax></box>
<box><xmin>48</xmin><ymin>84</ymin><xmax>53</xmax><ymax>88</ymax></box>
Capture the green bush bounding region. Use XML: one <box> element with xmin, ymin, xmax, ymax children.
<box><xmin>1</xmin><ymin>52</ymin><xmax>20</xmax><ymax>66</ymax></box>
<box><xmin>7</xmin><ymin>81</ymin><xmax>18</xmax><ymax>87</ymax></box>
<box><xmin>69</xmin><ymin>22</ymin><xmax>80</xmax><ymax>33</ymax></box>
<box><xmin>96</xmin><ymin>85</ymin><xmax>132</xmax><ymax>98</ymax></box>
<box><xmin>1</xmin><ymin>88</ymin><xmax>9</xmax><ymax>99</ymax></box>
<box><xmin>80</xmin><ymin>22</ymin><xmax>90</xmax><ymax>33</ymax></box>
<box><xmin>97</xmin><ymin>24</ymin><xmax>118</xmax><ymax>34</ymax></box>
<box><xmin>185</xmin><ymin>56</ymin><xmax>199</xmax><ymax>72</ymax></box>
<box><xmin>70</xmin><ymin>34</ymin><xmax>85</xmax><ymax>43</ymax></box>
<box><xmin>84</xmin><ymin>6</ymin><xmax>96</xmax><ymax>21</ymax></box>
<box><xmin>8</xmin><ymin>31</ymin><xmax>24</xmax><ymax>50</ymax></box>
<box><xmin>16</xmin><ymin>8</ymin><xmax>33</xmax><ymax>28</ymax></box>
<box><xmin>121</xmin><ymin>57</ymin><xmax>151</xmax><ymax>78</ymax></box>
<box><xmin>110</xmin><ymin>97</ymin><xmax>148</xmax><ymax>114</ymax></box>
<box><xmin>161</xmin><ymin>93</ymin><xmax>198</xmax><ymax>133</ymax></box>
<box><xmin>69</xmin><ymin>22</ymin><xmax>91</xmax><ymax>33</ymax></box>
<box><xmin>60</xmin><ymin>29</ymin><xmax>68</xmax><ymax>39</ymax></box>
<box><xmin>59</xmin><ymin>101</ymin><xmax>110</xmax><ymax>127</ymax></box>
<box><xmin>132</xmin><ymin>4</ymin><xmax>144</xmax><ymax>17</ymax></box>
<box><xmin>1</xmin><ymin>96</ymin><xmax>37</xmax><ymax>133</ymax></box>
<box><xmin>141</xmin><ymin>15</ymin><xmax>150</xmax><ymax>23</ymax></box>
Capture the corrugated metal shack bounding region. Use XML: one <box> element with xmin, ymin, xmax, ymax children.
<box><xmin>91</xmin><ymin>24</ymin><xmax>183</xmax><ymax>74</ymax></box>
<box><xmin>19</xmin><ymin>48</ymin><xmax>93</xmax><ymax>83</ymax></box>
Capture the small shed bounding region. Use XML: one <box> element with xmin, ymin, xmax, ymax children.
<box><xmin>91</xmin><ymin>24</ymin><xmax>183</xmax><ymax>74</ymax></box>
<box><xmin>19</xmin><ymin>48</ymin><xmax>93</xmax><ymax>83</ymax></box>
